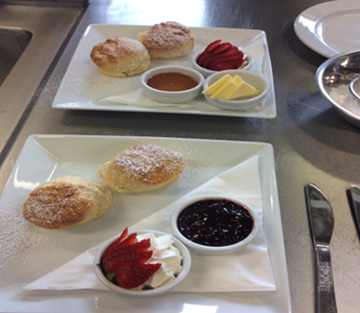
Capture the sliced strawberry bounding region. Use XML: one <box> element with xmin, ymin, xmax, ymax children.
<box><xmin>116</xmin><ymin>238</ymin><xmax>151</xmax><ymax>254</ymax></box>
<box><xmin>198</xmin><ymin>46</ymin><xmax>239</xmax><ymax>70</ymax></box>
<box><xmin>101</xmin><ymin>228</ymin><xmax>129</xmax><ymax>260</ymax></box>
<box><xmin>198</xmin><ymin>43</ymin><xmax>233</xmax><ymax>67</ymax></box>
<box><xmin>115</xmin><ymin>262</ymin><xmax>162</xmax><ymax>289</ymax></box>
<box><xmin>198</xmin><ymin>42</ymin><xmax>232</xmax><ymax>66</ymax></box>
<box><xmin>200</xmin><ymin>47</ymin><xmax>232</xmax><ymax>68</ymax></box>
<box><xmin>116</xmin><ymin>233</ymin><xmax>137</xmax><ymax>248</ymax></box>
<box><xmin>197</xmin><ymin>40</ymin><xmax>222</xmax><ymax>65</ymax></box>
<box><xmin>208</xmin><ymin>52</ymin><xmax>245</xmax><ymax>71</ymax></box>
<box><xmin>102</xmin><ymin>239</ymin><xmax>151</xmax><ymax>263</ymax></box>
<box><xmin>203</xmin><ymin>39</ymin><xmax>222</xmax><ymax>54</ymax></box>
<box><xmin>101</xmin><ymin>232</ymin><xmax>137</xmax><ymax>260</ymax></box>
<box><xmin>210</xmin><ymin>58</ymin><xmax>243</xmax><ymax>71</ymax></box>
<box><xmin>218</xmin><ymin>46</ymin><xmax>240</xmax><ymax>57</ymax></box>
<box><xmin>102</xmin><ymin>250</ymin><xmax>153</xmax><ymax>274</ymax></box>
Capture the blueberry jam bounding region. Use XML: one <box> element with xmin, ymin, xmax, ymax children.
<box><xmin>177</xmin><ymin>199</ymin><xmax>254</xmax><ymax>247</ymax></box>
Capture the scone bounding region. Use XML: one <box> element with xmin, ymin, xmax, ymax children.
<box><xmin>98</xmin><ymin>144</ymin><xmax>185</xmax><ymax>193</ymax></box>
<box><xmin>90</xmin><ymin>35</ymin><xmax>150</xmax><ymax>76</ymax></box>
<box><xmin>138</xmin><ymin>21</ymin><xmax>194</xmax><ymax>58</ymax></box>
<box><xmin>23</xmin><ymin>176</ymin><xmax>113</xmax><ymax>229</ymax></box>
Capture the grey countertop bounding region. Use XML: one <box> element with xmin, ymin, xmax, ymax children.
<box><xmin>0</xmin><ymin>2</ymin><xmax>85</xmax><ymax>162</ymax></box>
<box><xmin>1</xmin><ymin>0</ymin><xmax>360</xmax><ymax>312</ymax></box>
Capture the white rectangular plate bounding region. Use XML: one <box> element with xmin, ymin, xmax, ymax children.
<box><xmin>52</xmin><ymin>25</ymin><xmax>276</xmax><ymax>118</ymax></box>
<box><xmin>0</xmin><ymin>135</ymin><xmax>290</xmax><ymax>312</ymax></box>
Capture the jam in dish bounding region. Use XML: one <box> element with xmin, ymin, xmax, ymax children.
<box><xmin>147</xmin><ymin>72</ymin><xmax>198</xmax><ymax>91</ymax></box>
<box><xmin>177</xmin><ymin>199</ymin><xmax>254</xmax><ymax>246</ymax></box>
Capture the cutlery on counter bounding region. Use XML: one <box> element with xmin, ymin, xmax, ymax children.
<box><xmin>305</xmin><ymin>183</ymin><xmax>337</xmax><ymax>313</ymax></box>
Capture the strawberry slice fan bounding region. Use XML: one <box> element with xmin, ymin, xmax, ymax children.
<box><xmin>100</xmin><ymin>228</ymin><xmax>161</xmax><ymax>289</ymax></box>
<box><xmin>197</xmin><ymin>40</ymin><xmax>245</xmax><ymax>71</ymax></box>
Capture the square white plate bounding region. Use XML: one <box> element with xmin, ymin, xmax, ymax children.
<box><xmin>52</xmin><ymin>25</ymin><xmax>277</xmax><ymax>118</ymax></box>
<box><xmin>0</xmin><ymin>135</ymin><xmax>290</xmax><ymax>312</ymax></box>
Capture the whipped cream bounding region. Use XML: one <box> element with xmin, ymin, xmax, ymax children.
<box><xmin>135</xmin><ymin>232</ymin><xmax>182</xmax><ymax>289</ymax></box>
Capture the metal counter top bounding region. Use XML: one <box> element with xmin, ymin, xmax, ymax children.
<box><xmin>0</xmin><ymin>2</ymin><xmax>86</xmax><ymax>163</ymax></box>
<box><xmin>1</xmin><ymin>0</ymin><xmax>360</xmax><ymax>312</ymax></box>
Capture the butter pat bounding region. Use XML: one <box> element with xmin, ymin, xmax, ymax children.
<box><xmin>233</xmin><ymin>75</ymin><xmax>243</xmax><ymax>85</ymax></box>
<box><xmin>224</xmin><ymin>81</ymin><xmax>261</xmax><ymax>100</ymax></box>
<box><xmin>204</xmin><ymin>74</ymin><xmax>261</xmax><ymax>100</ymax></box>
<box><xmin>136</xmin><ymin>232</ymin><xmax>182</xmax><ymax>290</ymax></box>
<box><xmin>210</xmin><ymin>80</ymin><xmax>237</xmax><ymax>99</ymax></box>
<box><xmin>202</xmin><ymin>74</ymin><xmax>232</xmax><ymax>95</ymax></box>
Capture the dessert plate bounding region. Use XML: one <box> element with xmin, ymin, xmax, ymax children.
<box><xmin>294</xmin><ymin>0</ymin><xmax>360</xmax><ymax>58</ymax></box>
<box><xmin>0</xmin><ymin>135</ymin><xmax>291</xmax><ymax>312</ymax></box>
<box><xmin>52</xmin><ymin>24</ymin><xmax>276</xmax><ymax>118</ymax></box>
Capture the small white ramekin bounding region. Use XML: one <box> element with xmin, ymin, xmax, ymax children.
<box><xmin>203</xmin><ymin>69</ymin><xmax>270</xmax><ymax>111</ymax></box>
<box><xmin>94</xmin><ymin>229</ymin><xmax>191</xmax><ymax>297</ymax></box>
<box><xmin>190</xmin><ymin>50</ymin><xmax>253</xmax><ymax>77</ymax></box>
<box><xmin>140</xmin><ymin>66</ymin><xmax>204</xmax><ymax>103</ymax></box>
<box><xmin>171</xmin><ymin>196</ymin><xmax>260</xmax><ymax>255</ymax></box>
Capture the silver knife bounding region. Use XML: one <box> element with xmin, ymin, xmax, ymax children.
<box><xmin>350</xmin><ymin>185</ymin><xmax>360</xmax><ymax>232</ymax></box>
<box><xmin>305</xmin><ymin>183</ymin><xmax>337</xmax><ymax>313</ymax></box>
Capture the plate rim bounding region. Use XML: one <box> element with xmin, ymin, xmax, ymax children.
<box><xmin>294</xmin><ymin>0</ymin><xmax>360</xmax><ymax>58</ymax></box>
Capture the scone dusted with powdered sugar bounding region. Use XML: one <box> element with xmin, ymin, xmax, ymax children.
<box><xmin>98</xmin><ymin>144</ymin><xmax>185</xmax><ymax>193</ymax></box>
<box><xmin>138</xmin><ymin>21</ymin><xmax>194</xmax><ymax>58</ymax></box>
<box><xmin>23</xmin><ymin>176</ymin><xmax>112</xmax><ymax>229</ymax></box>
<box><xmin>90</xmin><ymin>35</ymin><xmax>150</xmax><ymax>76</ymax></box>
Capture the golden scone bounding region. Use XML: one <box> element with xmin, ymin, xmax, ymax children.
<box><xmin>98</xmin><ymin>144</ymin><xmax>185</xmax><ymax>193</ymax></box>
<box><xmin>138</xmin><ymin>21</ymin><xmax>194</xmax><ymax>58</ymax></box>
<box><xmin>90</xmin><ymin>35</ymin><xmax>150</xmax><ymax>76</ymax></box>
<box><xmin>23</xmin><ymin>176</ymin><xmax>112</xmax><ymax>229</ymax></box>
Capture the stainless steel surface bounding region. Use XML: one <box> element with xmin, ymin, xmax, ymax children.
<box><xmin>350</xmin><ymin>185</ymin><xmax>360</xmax><ymax>233</ymax></box>
<box><xmin>0</xmin><ymin>27</ymin><xmax>32</xmax><ymax>86</ymax></box>
<box><xmin>305</xmin><ymin>183</ymin><xmax>337</xmax><ymax>313</ymax></box>
<box><xmin>323</xmin><ymin>71</ymin><xmax>360</xmax><ymax>86</ymax></box>
<box><xmin>0</xmin><ymin>3</ymin><xmax>85</xmax><ymax>162</ymax></box>
<box><xmin>1</xmin><ymin>0</ymin><xmax>360</xmax><ymax>312</ymax></box>
<box><xmin>316</xmin><ymin>49</ymin><xmax>360</xmax><ymax>127</ymax></box>
<box><xmin>349</xmin><ymin>75</ymin><xmax>360</xmax><ymax>101</ymax></box>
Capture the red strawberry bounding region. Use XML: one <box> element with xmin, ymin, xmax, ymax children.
<box><xmin>102</xmin><ymin>239</ymin><xmax>151</xmax><ymax>264</ymax></box>
<box><xmin>197</xmin><ymin>43</ymin><xmax>232</xmax><ymax>67</ymax></box>
<box><xmin>199</xmin><ymin>46</ymin><xmax>240</xmax><ymax>69</ymax></box>
<box><xmin>101</xmin><ymin>228</ymin><xmax>129</xmax><ymax>260</ymax></box>
<box><xmin>115</xmin><ymin>263</ymin><xmax>162</xmax><ymax>289</ymax></box>
<box><xmin>197</xmin><ymin>40</ymin><xmax>222</xmax><ymax>65</ymax></box>
<box><xmin>117</xmin><ymin>227</ymin><xmax>129</xmax><ymax>243</ymax></box>
<box><xmin>208</xmin><ymin>52</ymin><xmax>245</xmax><ymax>71</ymax></box>
<box><xmin>207</xmin><ymin>42</ymin><xmax>233</xmax><ymax>55</ymax></box>
<box><xmin>196</xmin><ymin>42</ymin><xmax>232</xmax><ymax>67</ymax></box>
<box><xmin>102</xmin><ymin>250</ymin><xmax>153</xmax><ymax>274</ymax></box>
<box><xmin>200</xmin><ymin>47</ymin><xmax>232</xmax><ymax>68</ymax></box>
<box><xmin>203</xmin><ymin>39</ymin><xmax>222</xmax><ymax>54</ymax></box>
<box><xmin>218</xmin><ymin>46</ymin><xmax>240</xmax><ymax>57</ymax></box>
<box><xmin>101</xmin><ymin>232</ymin><xmax>138</xmax><ymax>261</ymax></box>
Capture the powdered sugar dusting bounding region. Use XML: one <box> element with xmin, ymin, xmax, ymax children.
<box><xmin>114</xmin><ymin>144</ymin><xmax>184</xmax><ymax>184</ymax></box>
<box><xmin>0</xmin><ymin>136</ymin><xmax>238</xmax><ymax>284</ymax></box>
<box><xmin>23</xmin><ymin>183</ymin><xmax>90</xmax><ymax>228</ymax></box>
<box><xmin>140</xmin><ymin>21</ymin><xmax>194</xmax><ymax>51</ymax></box>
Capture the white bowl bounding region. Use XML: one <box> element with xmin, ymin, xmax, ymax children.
<box><xmin>140</xmin><ymin>65</ymin><xmax>204</xmax><ymax>103</ymax></box>
<box><xmin>170</xmin><ymin>196</ymin><xmax>260</xmax><ymax>255</ymax></box>
<box><xmin>94</xmin><ymin>229</ymin><xmax>191</xmax><ymax>297</ymax></box>
<box><xmin>191</xmin><ymin>49</ymin><xmax>253</xmax><ymax>77</ymax></box>
<box><xmin>203</xmin><ymin>70</ymin><xmax>270</xmax><ymax>111</ymax></box>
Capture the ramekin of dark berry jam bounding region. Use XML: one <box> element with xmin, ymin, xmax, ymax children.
<box><xmin>170</xmin><ymin>197</ymin><xmax>260</xmax><ymax>255</ymax></box>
